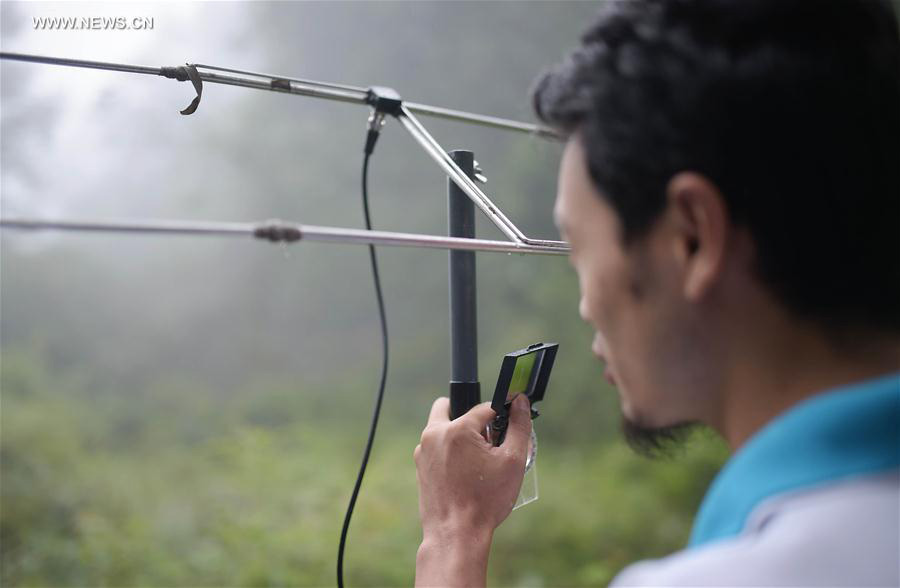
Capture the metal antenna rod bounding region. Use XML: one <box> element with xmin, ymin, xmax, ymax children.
<box><xmin>0</xmin><ymin>52</ymin><xmax>162</xmax><ymax>76</ymax></box>
<box><xmin>398</xmin><ymin>105</ymin><xmax>568</xmax><ymax>251</ymax></box>
<box><xmin>0</xmin><ymin>52</ymin><xmax>559</xmax><ymax>138</ymax></box>
<box><xmin>0</xmin><ymin>218</ymin><xmax>568</xmax><ymax>256</ymax></box>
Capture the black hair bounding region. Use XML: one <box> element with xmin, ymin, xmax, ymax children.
<box><xmin>533</xmin><ymin>0</ymin><xmax>900</xmax><ymax>334</ymax></box>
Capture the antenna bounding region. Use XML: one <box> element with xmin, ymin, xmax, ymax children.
<box><xmin>0</xmin><ymin>52</ymin><xmax>569</xmax><ymax>256</ymax></box>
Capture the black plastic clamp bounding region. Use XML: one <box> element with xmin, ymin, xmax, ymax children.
<box><xmin>365</xmin><ymin>86</ymin><xmax>403</xmax><ymax>116</ymax></box>
<box><xmin>253</xmin><ymin>220</ymin><xmax>302</xmax><ymax>243</ymax></box>
<box><xmin>159</xmin><ymin>64</ymin><xmax>203</xmax><ymax>115</ymax></box>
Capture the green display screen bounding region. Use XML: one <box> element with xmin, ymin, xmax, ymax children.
<box><xmin>506</xmin><ymin>350</ymin><xmax>540</xmax><ymax>402</ymax></box>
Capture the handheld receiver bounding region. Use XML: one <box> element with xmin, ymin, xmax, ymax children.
<box><xmin>488</xmin><ymin>342</ymin><xmax>558</xmax><ymax>447</ymax></box>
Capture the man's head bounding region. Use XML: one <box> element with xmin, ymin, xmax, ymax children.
<box><xmin>533</xmin><ymin>0</ymin><xmax>900</xmax><ymax>453</ymax></box>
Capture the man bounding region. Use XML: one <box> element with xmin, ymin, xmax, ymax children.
<box><xmin>413</xmin><ymin>0</ymin><xmax>900</xmax><ymax>586</ymax></box>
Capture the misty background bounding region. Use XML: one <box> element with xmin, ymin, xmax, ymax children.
<box><xmin>1</xmin><ymin>2</ymin><xmax>727</xmax><ymax>586</ymax></box>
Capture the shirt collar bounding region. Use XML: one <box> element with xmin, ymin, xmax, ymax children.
<box><xmin>689</xmin><ymin>371</ymin><xmax>900</xmax><ymax>548</ymax></box>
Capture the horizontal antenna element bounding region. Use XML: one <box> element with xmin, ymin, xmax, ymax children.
<box><xmin>0</xmin><ymin>218</ymin><xmax>567</xmax><ymax>256</ymax></box>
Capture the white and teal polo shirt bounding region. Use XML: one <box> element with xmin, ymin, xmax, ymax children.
<box><xmin>612</xmin><ymin>371</ymin><xmax>900</xmax><ymax>587</ymax></box>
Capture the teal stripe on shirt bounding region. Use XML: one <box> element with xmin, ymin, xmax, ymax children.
<box><xmin>689</xmin><ymin>371</ymin><xmax>900</xmax><ymax>547</ymax></box>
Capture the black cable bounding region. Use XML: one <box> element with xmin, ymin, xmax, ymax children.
<box><xmin>337</xmin><ymin>149</ymin><xmax>389</xmax><ymax>588</ymax></box>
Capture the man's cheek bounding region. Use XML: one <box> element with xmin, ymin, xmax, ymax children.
<box><xmin>589</xmin><ymin>277</ymin><xmax>615</xmax><ymax>331</ymax></box>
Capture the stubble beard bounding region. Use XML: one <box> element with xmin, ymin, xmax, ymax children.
<box><xmin>621</xmin><ymin>416</ymin><xmax>698</xmax><ymax>459</ymax></box>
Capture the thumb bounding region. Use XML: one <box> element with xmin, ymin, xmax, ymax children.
<box><xmin>457</xmin><ymin>401</ymin><xmax>497</xmax><ymax>432</ymax></box>
<box><xmin>501</xmin><ymin>394</ymin><xmax>533</xmax><ymax>455</ymax></box>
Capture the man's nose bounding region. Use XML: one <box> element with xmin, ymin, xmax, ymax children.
<box><xmin>579</xmin><ymin>296</ymin><xmax>591</xmax><ymax>323</ymax></box>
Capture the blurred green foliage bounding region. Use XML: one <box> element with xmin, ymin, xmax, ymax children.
<box><xmin>1</xmin><ymin>346</ymin><xmax>727</xmax><ymax>586</ymax></box>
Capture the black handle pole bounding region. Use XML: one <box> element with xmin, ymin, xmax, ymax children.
<box><xmin>448</xmin><ymin>150</ymin><xmax>481</xmax><ymax>419</ymax></box>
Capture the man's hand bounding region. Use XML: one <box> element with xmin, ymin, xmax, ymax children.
<box><xmin>413</xmin><ymin>394</ymin><xmax>532</xmax><ymax>587</ymax></box>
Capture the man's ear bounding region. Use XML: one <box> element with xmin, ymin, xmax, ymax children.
<box><xmin>665</xmin><ymin>172</ymin><xmax>729</xmax><ymax>301</ymax></box>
